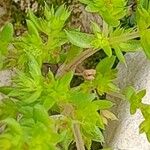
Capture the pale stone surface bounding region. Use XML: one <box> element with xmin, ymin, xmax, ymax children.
<box><xmin>105</xmin><ymin>51</ymin><xmax>150</xmax><ymax>150</ymax></box>
<box><xmin>0</xmin><ymin>70</ymin><xmax>13</xmax><ymax>99</ymax></box>
<box><xmin>0</xmin><ymin>70</ymin><xmax>13</xmax><ymax>86</ymax></box>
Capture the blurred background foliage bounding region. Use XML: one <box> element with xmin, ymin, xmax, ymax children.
<box><xmin>0</xmin><ymin>0</ymin><xmax>139</xmax><ymax>33</ymax></box>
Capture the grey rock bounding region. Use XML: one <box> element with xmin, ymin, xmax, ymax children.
<box><xmin>105</xmin><ymin>51</ymin><xmax>150</xmax><ymax>150</ymax></box>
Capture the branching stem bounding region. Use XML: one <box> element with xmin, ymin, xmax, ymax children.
<box><xmin>72</xmin><ymin>122</ymin><xmax>85</xmax><ymax>150</ymax></box>
<box><xmin>56</xmin><ymin>31</ymin><xmax>140</xmax><ymax>78</ymax></box>
<box><xmin>56</xmin><ymin>48</ymin><xmax>98</xmax><ymax>77</ymax></box>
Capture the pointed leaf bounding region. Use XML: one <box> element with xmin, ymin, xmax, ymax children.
<box><xmin>58</xmin><ymin>71</ymin><xmax>74</xmax><ymax>90</ymax></box>
<box><xmin>91</xmin><ymin>22</ymin><xmax>101</xmax><ymax>34</ymax></box>
<box><xmin>0</xmin><ymin>23</ymin><xmax>13</xmax><ymax>43</ymax></box>
<box><xmin>114</xmin><ymin>45</ymin><xmax>126</xmax><ymax>64</ymax></box>
<box><xmin>3</xmin><ymin>118</ymin><xmax>22</xmax><ymax>134</ymax></box>
<box><xmin>0</xmin><ymin>86</ymin><xmax>12</xmax><ymax>95</ymax></box>
<box><xmin>26</xmin><ymin>20</ymin><xmax>39</xmax><ymax>38</ymax></box>
<box><xmin>65</xmin><ymin>30</ymin><xmax>94</xmax><ymax>48</ymax></box>
<box><xmin>93</xmin><ymin>100</ymin><xmax>114</xmax><ymax>110</ymax></box>
<box><xmin>96</xmin><ymin>56</ymin><xmax>116</xmax><ymax>74</ymax></box>
<box><xmin>103</xmin><ymin>44</ymin><xmax>112</xmax><ymax>57</ymax></box>
<box><xmin>33</xmin><ymin>104</ymin><xmax>50</xmax><ymax>126</ymax></box>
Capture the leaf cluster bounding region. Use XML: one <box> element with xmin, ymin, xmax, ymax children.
<box><xmin>124</xmin><ymin>87</ymin><xmax>150</xmax><ymax>142</ymax></box>
<box><xmin>1</xmin><ymin>1</ymin><xmax>150</xmax><ymax>150</ymax></box>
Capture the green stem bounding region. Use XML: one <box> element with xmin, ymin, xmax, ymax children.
<box><xmin>56</xmin><ymin>48</ymin><xmax>98</xmax><ymax>77</ymax></box>
<box><xmin>56</xmin><ymin>31</ymin><xmax>140</xmax><ymax>78</ymax></box>
<box><xmin>72</xmin><ymin>122</ymin><xmax>85</xmax><ymax>150</ymax></box>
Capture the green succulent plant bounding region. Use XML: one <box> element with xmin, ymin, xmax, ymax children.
<box><xmin>1</xmin><ymin>1</ymin><xmax>150</xmax><ymax>150</ymax></box>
